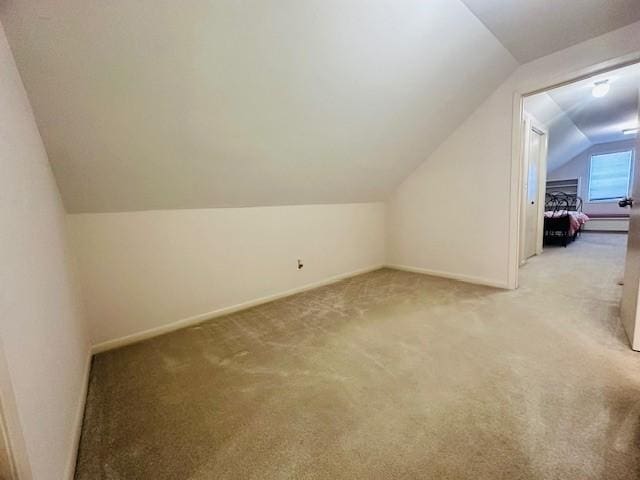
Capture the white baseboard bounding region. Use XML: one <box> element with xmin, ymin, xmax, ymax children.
<box><xmin>386</xmin><ymin>264</ymin><xmax>509</xmax><ymax>289</ymax></box>
<box><xmin>583</xmin><ymin>218</ymin><xmax>629</xmax><ymax>232</ymax></box>
<box><xmin>73</xmin><ymin>261</ymin><xmax>501</xmax><ymax>475</ymax></box>
<box><xmin>91</xmin><ymin>265</ymin><xmax>385</xmax><ymax>354</ymax></box>
<box><xmin>64</xmin><ymin>350</ymin><xmax>92</xmax><ymax>480</ymax></box>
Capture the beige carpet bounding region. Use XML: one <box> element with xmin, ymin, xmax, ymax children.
<box><xmin>75</xmin><ymin>233</ymin><xmax>640</xmax><ymax>479</ymax></box>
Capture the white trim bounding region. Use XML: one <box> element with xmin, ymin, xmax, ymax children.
<box><xmin>63</xmin><ymin>351</ymin><xmax>92</xmax><ymax>480</ymax></box>
<box><xmin>0</xmin><ymin>341</ymin><xmax>31</xmax><ymax>480</ymax></box>
<box><xmin>507</xmin><ymin>92</ymin><xmax>524</xmax><ymax>289</ymax></box>
<box><xmin>386</xmin><ymin>264</ymin><xmax>509</xmax><ymax>289</ymax></box>
<box><xmin>89</xmin><ymin>263</ymin><xmax>511</xmax><ymax>355</ymax></box>
<box><xmin>519</xmin><ymin>115</ymin><xmax>532</xmax><ymax>264</ymax></box>
<box><xmin>519</xmin><ymin>115</ymin><xmax>549</xmax><ymax>264</ymax></box>
<box><xmin>583</xmin><ymin>218</ymin><xmax>629</xmax><ymax>232</ymax></box>
<box><xmin>509</xmin><ymin>53</ymin><xmax>640</xmax><ymax>291</ymax></box>
<box><xmin>537</xmin><ymin>125</ymin><xmax>549</xmax><ymax>256</ymax></box>
<box><xmin>91</xmin><ymin>265</ymin><xmax>385</xmax><ymax>354</ymax></box>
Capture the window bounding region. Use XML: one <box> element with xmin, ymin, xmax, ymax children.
<box><xmin>588</xmin><ymin>150</ymin><xmax>634</xmax><ymax>202</ymax></box>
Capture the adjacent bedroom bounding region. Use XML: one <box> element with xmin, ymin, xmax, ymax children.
<box><xmin>519</xmin><ymin>62</ymin><xmax>638</xmax><ymax>289</ymax></box>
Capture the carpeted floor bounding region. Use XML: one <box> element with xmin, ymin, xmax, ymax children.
<box><xmin>75</xmin><ymin>233</ymin><xmax>640</xmax><ymax>479</ymax></box>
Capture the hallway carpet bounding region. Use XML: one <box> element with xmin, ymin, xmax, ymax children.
<box><xmin>76</xmin><ymin>233</ymin><xmax>640</xmax><ymax>479</ymax></box>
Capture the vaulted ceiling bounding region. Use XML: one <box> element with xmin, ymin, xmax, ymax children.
<box><xmin>0</xmin><ymin>0</ymin><xmax>517</xmax><ymax>213</ymax></box>
<box><xmin>547</xmin><ymin>64</ymin><xmax>640</xmax><ymax>145</ymax></box>
<box><xmin>1</xmin><ymin>1</ymin><xmax>637</xmax><ymax>213</ymax></box>
<box><xmin>460</xmin><ymin>0</ymin><xmax>640</xmax><ymax>62</ymax></box>
<box><xmin>523</xmin><ymin>94</ymin><xmax>592</xmax><ymax>173</ymax></box>
<box><xmin>524</xmin><ymin>62</ymin><xmax>639</xmax><ymax>173</ymax></box>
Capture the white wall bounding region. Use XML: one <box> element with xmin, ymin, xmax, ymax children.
<box><xmin>0</xmin><ymin>21</ymin><xmax>90</xmax><ymax>480</ymax></box>
<box><xmin>549</xmin><ymin>138</ymin><xmax>637</xmax><ymax>216</ymax></box>
<box><xmin>523</xmin><ymin>93</ymin><xmax>592</xmax><ymax>172</ymax></box>
<box><xmin>68</xmin><ymin>203</ymin><xmax>385</xmax><ymax>347</ymax></box>
<box><xmin>387</xmin><ymin>21</ymin><xmax>640</xmax><ymax>288</ymax></box>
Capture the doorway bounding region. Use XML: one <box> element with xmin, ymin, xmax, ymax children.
<box><xmin>519</xmin><ymin>117</ymin><xmax>548</xmax><ymax>264</ymax></box>
<box><xmin>515</xmin><ymin>60</ymin><xmax>639</xmax><ymax>350</ymax></box>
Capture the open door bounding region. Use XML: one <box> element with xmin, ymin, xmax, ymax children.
<box><xmin>520</xmin><ymin>115</ymin><xmax>548</xmax><ymax>264</ymax></box>
<box><xmin>620</xmin><ymin>87</ymin><xmax>640</xmax><ymax>351</ymax></box>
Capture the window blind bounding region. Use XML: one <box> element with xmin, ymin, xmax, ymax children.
<box><xmin>588</xmin><ymin>150</ymin><xmax>633</xmax><ymax>201</ymax></box>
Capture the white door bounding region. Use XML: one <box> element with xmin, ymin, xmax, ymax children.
<box><xmin>520</xmin><ymin>118</ymin><xmax>548</xmax><ymax>264</ymax></box>
<box><xmin>524</xmin><ymin>129</ymin><xmax>543</xmax><ymax>259</ymax></box>
<box><xmin>620</xmin><ymin>91</ymin><xmax>640</xmax><ymax>350</ymax></box>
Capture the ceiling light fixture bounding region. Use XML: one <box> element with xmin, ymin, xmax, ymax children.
<box><xmin>623</xmin><ymin>127</ymin><xmax>638</xmax><ymax>135</ymax></box>
<box><xmin>592</xmin><ymin>80</ymin><xmax>610</xmax><ymax>98</ymax></box>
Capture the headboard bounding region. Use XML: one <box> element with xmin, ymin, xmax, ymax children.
<box><xmin>544</xmin><ymin>192</ymin><xmax>583</xmax><ymax>214</ymax></box>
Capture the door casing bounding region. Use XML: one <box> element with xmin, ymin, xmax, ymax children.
<box><xmin>519</xmin><ymin>115</ymin><xmax>548</xmax><ymax>265</ymax></box>
<box><xmin>508</xmin><ymin>55</ymin><xmax>640</xmax><ymax>290</ymax></box>
<box><xmin>509</xmin><ymin>56</ymin><xmax>640</xmax><ymax>351</ymax></box>
<box><xmin>0</xmin><ymin>340</ymin><xmax>29</xmax><ymax>480</ymax></box>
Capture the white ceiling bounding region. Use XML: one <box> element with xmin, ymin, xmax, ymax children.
<box><xmin>0</xmin><ymin>0</ymin><xmax>517</xmax><ymax>213</ymax></box>
<box><xmin>523</xmin><ymin>94</ymin><xmax>592</xmax><ymax>172</ymax></box>
<box><xmin>460</xmin><ymin>0</ymin><xmax>640</xmax><ymax>62</ymax></box>
<box><xmin>4</xmin><ymin>1</ymin><xmax>638</xmax><ymax>212</ymax></box>
<box><xmin>547</xmin><ymin>64</ymin><xmax>640</xmax><ymax>145</ymax></box>
<box><xmin>524</xmin><ymin>62</ymin><xmax>639</xmax><ymax>173</ymax></box>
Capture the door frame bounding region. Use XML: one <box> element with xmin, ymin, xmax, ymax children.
<box><xmin>0</xmin><ymin>340</ymin><xmax>30</xmax><ymax>480</ymax></box>
<box><xmin>0</xmin><ymin>399</ymin><xmax>18</xmax><ymax>480</ymax></box>
<box><xmin>508</xmin><ymin>54</ymin><xmax>640</xmax><ymax>289</ymax></box>
<box><xmin>519</xmin><ymin>114</ymin><xmax>548</xmax><ymax>265</ymax></box>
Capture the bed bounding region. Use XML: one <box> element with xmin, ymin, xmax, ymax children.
<box><xmin>543</xmin><ymin>192</ymin><xmax>589</xmax><ymax>247</ymax></box>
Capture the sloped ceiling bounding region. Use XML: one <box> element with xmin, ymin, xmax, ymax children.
<box><xmin>0</xmin><ymin>0</ymin><xmax>517</xmax><ymax>213</ymax></box>
<box><xmin>523</xmin><ymin>93</ymin><xmax>592</xmax><ymax>173</ymax></box>
<box><xmin>460</xmin><ymin>0</ymin><xmax>640</xmax><ymax>62</ymax></box>
<box><xmin>524</xmin><ymin>62</ymin><xmax>640</xmax><ymax>173</ymax></box>
<box><xmin>547</xmin><ymin>63</ymin><xmax>640</xmax><ymax>145</ymax></box>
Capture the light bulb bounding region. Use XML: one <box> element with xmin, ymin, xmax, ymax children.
<box><xmin>592</xmin><ymin>80</ymin><xmax>610</xmax><ymax>98</ymax></box>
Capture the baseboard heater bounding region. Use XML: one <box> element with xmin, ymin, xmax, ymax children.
<box><xmin>583</xmin><ymin>214</ymin><xmax>629</xmax><ymax>232</ymax></box>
